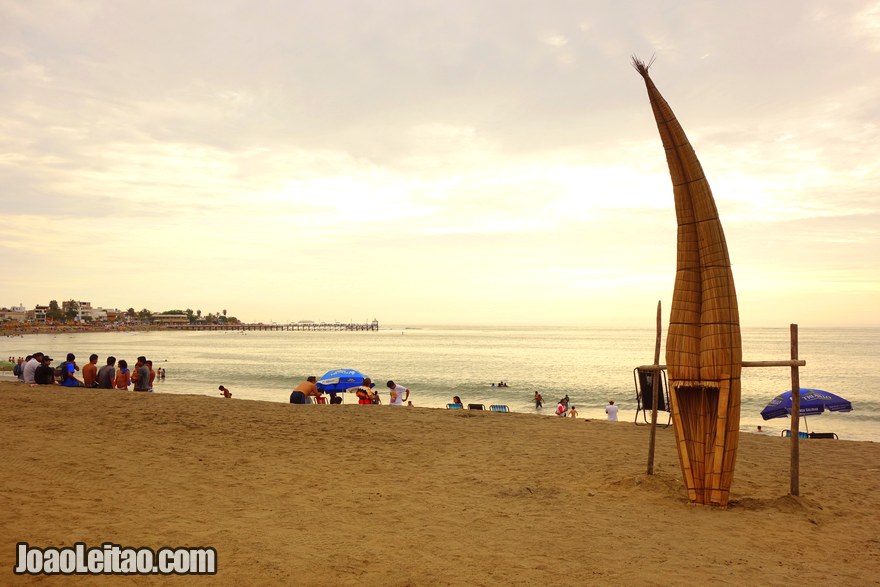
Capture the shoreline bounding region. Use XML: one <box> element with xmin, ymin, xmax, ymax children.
<box><xmin>3</xmin><ymin>374</ymin><xmax>871</xmax><ymax>443</ymax></box>
<box><xmin>3</xmin><ymin>324</ymin><xmax>166</xmax><ymax>336</ymax></box>
<box><xmin>2</xmin><ymin>380</ymin><xmax>879</xmax><ymax>584</ymax></box>
<box><xmin>4</xmin><ymin>326</ymin><xmax>878</xmax><ymax>444</ymax></box>
<box><xmin>0</xmin><ymin>375</ymin><xmax>844</xmax><ymax>441</ymax></box>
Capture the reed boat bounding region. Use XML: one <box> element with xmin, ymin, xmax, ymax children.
<box><xmin>633</xmin><ymin>57</ymin><xmax>743</xmax><ymax>507</ymax></box>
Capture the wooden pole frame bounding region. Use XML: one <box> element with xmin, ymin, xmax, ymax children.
<box><xmin>790</xmin><ymin>324</ymin><xmax>800</xmax><ymax>496</ymax></box>
<box><xmin>639</xmin><ymin>323</ymin><xmax>805</xmax><ymax>497</ymax></box>
<box><xmin>647</xmin><ymin>301</ymin><xmax>661</xmax><ymax>475</ymax></box>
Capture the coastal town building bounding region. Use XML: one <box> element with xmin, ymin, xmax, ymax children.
<box><xmin>0</xmin><ymin>308</ymin><xmax>27</xmax><ymax>322</ymax></box>
<box><xmin>152</xmin><ymin>313</ymin><xmax>189</xmax><ymax>326</ymax></box>
<box><xmin>29</xmin><ymin>305</ymin><xmax>49</xmax><ymax>323</ymax></box>
<box><xmin>89</xmin><ymin>307</ymin><xmax>109</xmax><ymax>321</ymax></box>
<box><xmin>62</xmin><ymin>300</ymin><xmax>98</xmax><ymax>322</ymax></box>
<box><xmin>2</xmin><ymin>300</ymin><xmax>367</xmax><ymax>330</ymax></box>
<box><xmin>104</xmin><ymin>309</ymin><xmax>123</xmax><ymax>323</ymax></box>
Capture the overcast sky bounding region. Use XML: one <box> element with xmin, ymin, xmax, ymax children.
<box><xmin>1</xmin><ymin>0</ymin><xmax>878</xmax><ymax>326</ymax></box>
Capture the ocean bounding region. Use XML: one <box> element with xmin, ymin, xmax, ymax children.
<box><xmin>3</xmin><ymin>326</ymin><xmax>878</xmax><ymax>442</ymax></box>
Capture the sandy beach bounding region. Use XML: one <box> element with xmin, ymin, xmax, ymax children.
<box><xmin>1</xmin><ymin>381</ymin><xmax>878</xmax><ymax>585</ymax></box>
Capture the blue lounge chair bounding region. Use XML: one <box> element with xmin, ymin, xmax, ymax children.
<box><xmin>781</xmin><ymin>431</ymin><xmax>839</xmax><ymax>439</ymax></box>
<box><xmin>447</xmin><ymin>403</ymin><xmax>463</xmax><ymax>409</ymax></box>
<box><xmin>489</xmin><ymin>405</ymin><xmax>509</xmax><ymax>412</ymax></box>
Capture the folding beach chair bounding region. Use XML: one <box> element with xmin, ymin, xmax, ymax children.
<box><xmin>633</xmin><ymin>367</ymin><xmax>671</xmax><ymax>427</ymax></box>
<box><xmin>313</xmin><ymin>396</ymin><xmax>328</xmax><ymax>405</ymax></box>
<box><xmin>447</xmin><ymin>403</ymin><xmax>463</xmax><ymax>409</ymax></box>
<box><xmin>467</xmin><ymin>403</ymin><xmax>485</xmax><ymax>411</ymax></box>
<box><xmin>489</xmin><ymin>405</ymin><xmax>509</xmax><ymax>412</ymax></box>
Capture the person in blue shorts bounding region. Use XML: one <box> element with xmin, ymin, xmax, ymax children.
<box><xmin>60</xmin><ymin>353</ymin><xmax>82</xmax><ymax>387</ymax></box>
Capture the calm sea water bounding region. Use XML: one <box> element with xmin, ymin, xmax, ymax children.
<box><xmin>3</xmin><ymin>326</ymin><xmax>878</xmax><ymax>442</ymax></box>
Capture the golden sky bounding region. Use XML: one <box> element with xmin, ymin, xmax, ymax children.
<box><xmin>1</xmin><ymin>1</ymin><xmax>878</xmax><ymax>326</ymax></box>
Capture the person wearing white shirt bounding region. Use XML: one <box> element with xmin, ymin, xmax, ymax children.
<box><xmin>605</xmin><ymin>400</ymin><xmax>619</xmax><ymax>421</ymax></box>
<box><xmin>386</xmin><ymin>380</ymin><xmax>410</xmax><ymax>406</ymax></box>
<box><xmin>23</xmin><ymin>352</ymin><xmax>44</xmax><ymax>384</ymax></box>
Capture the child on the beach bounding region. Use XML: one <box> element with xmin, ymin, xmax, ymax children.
<box><xmin>569</xmin><ymin>405</ymin><xmax>578</xmax><ymax>418</ymax></box>
<box><xmin>219</xmin><ymin>385</ymin><xmax>232</xmax><ymax>398</ymax></box>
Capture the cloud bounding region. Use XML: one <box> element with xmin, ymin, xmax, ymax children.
<box><xmin>1</xmin><ymin>1</ymin><xmax>879</xmax><ymax>325</ymax></box>
<box><xmin>853</xmin><ymin>1</ymin><xmax>880</xmax><ymax>49</ymax></box>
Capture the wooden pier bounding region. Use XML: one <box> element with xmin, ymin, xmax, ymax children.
<box><xmin>167</xmin><ymin>320</ymin><xmax>379</xmax><ymax>332</ymax></box>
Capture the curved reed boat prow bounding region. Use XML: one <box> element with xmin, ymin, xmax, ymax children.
<box><xmin>632</xmin><ymin>57</ymin><xmax>742</xmax><ymax>507</ymax></box>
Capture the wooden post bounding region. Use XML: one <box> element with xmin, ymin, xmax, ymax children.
<box><xmin>790</xmin><ymin>324</ymin><xmax>800</xmax><ymax>496</ymax></box>
<box><xmin>647</xmin><ymin>301</ymin><xmax>661</xmax><ymax>475</ymax></box>
<box><xmin>638</xmin><ymin>329</ymin><xmax>807</xmax><ymax>498</ymax></box>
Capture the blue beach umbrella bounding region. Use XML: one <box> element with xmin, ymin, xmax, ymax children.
<box><xmin>760</xmin><ymin>388</ymin><xmax>853</xmax><ymax>421</ymax></box>
<box><xmin>316</xmin><ymin>368</ymin><xmax>374</xmax><ymax>393</ymax></box>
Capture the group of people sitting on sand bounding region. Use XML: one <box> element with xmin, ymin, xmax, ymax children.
<box><xmin>288</xmin><ymin>376</ymin><xmax>411</xmax><ymax>406</ymax></box>
<box><xmin>13</xmin><ymin>352</ymin><xmax>164</xmax><ymax>391</ymax></box>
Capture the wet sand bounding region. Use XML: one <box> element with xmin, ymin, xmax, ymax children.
<box><xmin>1</xmin><ymin>381</ymin><xmax>878</xmax><ymax>585</ymax></box>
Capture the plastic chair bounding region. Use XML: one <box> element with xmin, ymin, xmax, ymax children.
<box><xmin>467</xmin><ymin>404</ymin><xmax>485</xmax><ymax>411</ymax></box>
<box><xmin>313</xmin><ymin>396</ymin><xmax>328</xmax><ymax>405</ymax></box>
<box><xmin>447</xmin><ymin>403</ymin><xmax>463</xmax><ymax>409</ymax></box>
<box><xmin>489</xmin><ymin>405</ymin><xmax>509</xmax><ymax>412</ymax></box>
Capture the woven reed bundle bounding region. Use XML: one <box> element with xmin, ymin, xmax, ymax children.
<box><xmin>632</xmin><ymin>57</ymin><xmax>742</xmax><ymax>507</ymax></box>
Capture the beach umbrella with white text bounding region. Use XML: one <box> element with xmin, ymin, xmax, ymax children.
<box><xmin>760</xmin><ymin>388</ymin><xmax>852</xmax><ymax>421</ymax></box>
<box><xmin>316</xmin><ymin>368</ymin><xmax>374</xmax><ymax>393</ymax></box>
